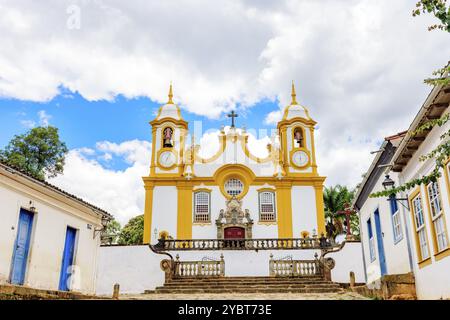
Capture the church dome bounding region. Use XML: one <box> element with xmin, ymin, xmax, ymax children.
<box><xmin>281</xmin><ymin>82</ymin><xmax>312</xmax><ymax>121</ymax></box>
<box><xmin>154</xmin><ymin>83</ymin><xmax>183</xmax><ymax>121</ymax></box>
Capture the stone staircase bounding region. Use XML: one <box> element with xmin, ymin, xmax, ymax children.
<box><xmin>146</xmin><ymin>276</ymin><xmax>344</xmax><ymax>294</ymax></box>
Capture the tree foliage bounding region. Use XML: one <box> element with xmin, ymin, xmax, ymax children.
<box><xmin>102</xmin><ymin>219</ymin><xmax>122</xmax><ymax>244</ymax></box>
<box><xmin>372</xmin><ymin>2</ymin><xmax>450</xmax><ymax>198</ymax></box>
<box><xmin>413</xmin><ymin>0</ymin><xmax>450</xmax><ymax>32</ymax></box>
<box><xmin>0</xmin><ymin>126</ymin><xmax>68</xmax><ymax>180</ymax></box>
<box><xmin>323</xmin><ymin>185</ymin><xmax>359</xmax><ymax>239</ymax></box>
<box><xmin>413</xmin><ymin>0</ymin><xmax>450</xmax><ymax>86</ymax></box>
<box><xmin>118</xmin><ymin>214</ymin><xmax>144</xmax><ymax>245</ymax></box>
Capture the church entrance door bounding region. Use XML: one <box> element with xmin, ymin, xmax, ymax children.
<box><xmin>224</xmin><ymin>227</ymin><xmax>245</xmax><ymax>239</ymax></box>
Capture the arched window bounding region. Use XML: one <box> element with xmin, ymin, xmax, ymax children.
<box><xmin>224</xmin><ymin>178</ymin><xmax>244</xmax><ymax>197</ymax></box>
<box><xmin>293</xmin><ymin>127</ymin><xmax>304</xmax><ymax>148</ymax></box>
<box><xmin>194</xmin><ymin>191</ymin><xmax>210</xmax><ymax>222</ymax></box>
<box><xmin>259</xmin><ymin>191</ymin><xmax>276</xmax><ymax>222</ymax></box>
<box><xmin>162</xmin><ymin>127</ymin><xmax>173</xmax><ymax>148</ymax></box>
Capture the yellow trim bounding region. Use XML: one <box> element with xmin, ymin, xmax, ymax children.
<box><xmin>213</xmin><ymin>164</ymin><xmax>255</xmax><ymax>200</ymax></box>
<box><xmin>143</xmin><ymin>184</ymin><xmax>154</xmax><ymax>244</ymax></box>
<box><xmin>275</xmin><ymin>181</ymin><xmax>292</xmax><ymax>238</ymax></box>
<box><xmin>192</xmin><ymin>188</ymin><xmax>212</xmax><ymax>225</ymax></box>
<box><xmin>309</xmin><ymin>126</ymin><xmax>318</xmax><ymax>173</ymax></box>
<box><xmin>257</xmin><ymin>187</ymin><xmax>276</xmax><ymax>192</ymax></box>
<box><xmin>156</xmin><ymin>148</ymin><xmax>178</xmax><ymax>171</ymax></box>
<box><xmin>176</xmin><ymin>182</ymin><xmax>193</xmax><ymax>239</ymax></box>
<box><xmin>257</xmin><ymin>188</ymin><xmax>277</xmax><ymax>223</ymax></box>
<box><xmin>150</xmin><ymin>117</ymin><xmax>188</xmax><ymax>129</ymax></box>
<box><xmin>424</xmin><ymin>180</ymin><xmax>450</xmax><ymax>256</ymax></box>
<box><xmin>418</xmin><ymin>257</ymin><xmax>432</xmax><ymax>269</ymax></box>
<box><xmin>289</xmin><ymin>148</ymin><xmax>311</xmax><ymax>170</ymax></box>
<box><xmin>194</xmin><ymin>134</ymin><xmax>227</xmax><ymax>164</ymax></box>
<box><xmin>435</xmin><ymin>247</ymin><xmax>450</xmax><ymax>261</ymax></box>
<box><xmin>409</xmin><ymin>186</ymin><xmax>432</xmax><ymax>265</ymax></box>
<box><xmin>193</xmin><ymin>187</ymin><xmax>212</xmax><ymax>193</ymax></box>
<box><xmin>241</xmin><ymin>135</ymin><xmax>272</xmax><ymax>163</ymax></box>
<box><xmin>277</xmin><ymin>120</ymin><xmax>318</xmax><ymax>177</ymax></box>
<box><xmin>444</xmin><ymin>159</ymin><xmax>450</xmax><ymax>206</ymax></box>
<box><xmin>314</xmin><ymin>183</ymin><xmax>326</xmax><ymax>236</ymax></box>
<box><xmin>142</xmin><ymin>175</ymin><xmax>326</xmax><ymax>186</ymax></box>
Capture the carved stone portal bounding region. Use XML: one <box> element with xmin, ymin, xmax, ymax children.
<box><xmin>215</xmin><ymin>196</ymin><xmax>253</xmax><ymax>239</ymax></box>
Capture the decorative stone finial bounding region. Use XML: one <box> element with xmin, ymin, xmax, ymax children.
<box><xmin>168</xmin><ymin>82</ymin><xmax>174</xmax><ymax>104</ymax></box>
<box><xmin>291</xmin><ymin>81</ymin><xmax>298</xmax><ymax>105</ymax></box>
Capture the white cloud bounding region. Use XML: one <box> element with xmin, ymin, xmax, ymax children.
<box><xmin>50</xmin><ymin>140</ymin><xmax>152</xmax><ymax>225</ymax></box>
<box><xmin>38</xmin><ymin>110</ymin><xmax>51</xmax><ymax>126</ymax></box>
<box><xmin>264</xmin><ymin>110</ymin><xmax>282</xmax><ymax>125</ymax></box>
<box><xmin>1</xmin><ymin>0</ymin><xmax>449</xmax><ymax>187</ymax></box>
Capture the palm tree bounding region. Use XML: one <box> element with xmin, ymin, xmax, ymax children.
<box><xmin>323</xmin><ymin>185</ymin><xmax>359</xmax><ymax>239</ymax></box>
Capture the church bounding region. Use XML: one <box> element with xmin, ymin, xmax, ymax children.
<box><xmin>96</xmin><ymin>84</ymin><xmax>364</xmax><ymax>295</ymax></box>
<box><xmin>142</xmin><ymin>83</ymin><xmax>327</xmax><ymax>244</ymax></box>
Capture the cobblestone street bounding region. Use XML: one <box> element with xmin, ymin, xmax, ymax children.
<box><xmin>121</xmin><ymin>291</ymin><xmax>370</xmax><ymax>300</ymax></box>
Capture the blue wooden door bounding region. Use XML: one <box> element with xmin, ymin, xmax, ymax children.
<box><xmin>10</xmin><ymin>209</ymin><xmax>34</xmax><ymax>285</ymax></box>
<box><xmin>374</xmin><ymin>209</ymin><xmax>387</xmax><ymax>276</ymax></box>
<box><xmin>59</xmin><ymin>227</ymin><xmax>77</xmax><ymax>291</ymax></box>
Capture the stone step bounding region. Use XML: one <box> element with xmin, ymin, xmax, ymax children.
<box><xmin>157</xmin><ymin>284</ymin><xmax>342</xmax><ymax>290</ymax></box>
<box><xmin>161</xmin><ymin>283</ymin><xmax>341</xmax><ymax>287</ymax></box>
<box><xmin>163</xmin><ymin>280</ymin><xmax>336</xmax><ymax>286</ymax></box>
<box><xmin>151</xmin><ymin>287</ymin><xmax>343</xmax><ymax>294</ymax></box>
<box><xmin>169</xmin><ymin>277</ymin><xmax>324</xmax><ymax>283</ymax></box>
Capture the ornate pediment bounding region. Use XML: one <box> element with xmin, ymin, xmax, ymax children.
<box><xmin>216</xmin><ymin>196</ymin><xmax>253</xmax><ymax>239</ymax></box>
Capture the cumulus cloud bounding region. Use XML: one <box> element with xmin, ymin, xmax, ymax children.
<box><xmin>264</xmin><ymin>110</ymin><xmax>282</xmax><ymax>125</ymax></box>
<box><xmin>50</xmin><ymin>140</ymin><xmax>152</xmax><ymax>225</ymax></box>
<box><xmin>1</xmin><ymin>0</ymin><xmax>449</xmax><ymax>188</ymax></box>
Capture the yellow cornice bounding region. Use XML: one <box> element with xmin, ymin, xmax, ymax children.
<box><xmin>150</xmin><ymin>117</ymin><xmax>188</xmax><ymax>129</ymax></box>
<box><xmin>277</xmin><ymin>117</ymin><xmax>317</xmax><ymax>129</ymax></box>
<box><xmin>143</xmin><ymin>174</ymin><xmax>326</xmax><ymax>184</ymax></box>
<box><xmin>193</xmin><ymin>187</ymin><xmax>212</xmax><ymax>193</ymax></box>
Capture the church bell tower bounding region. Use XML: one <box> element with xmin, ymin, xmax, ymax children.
<box><xmin>149</xmin><ymin>84</ymin><xmax>188</xmax><ymax>177</ymax></box>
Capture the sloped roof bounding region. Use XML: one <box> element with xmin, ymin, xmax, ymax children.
<box><xmin>0</xmin><ymin>160</ymin><xmax>113</xmax><ymax>219</ymax></box>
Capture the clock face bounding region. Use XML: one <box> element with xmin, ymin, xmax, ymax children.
<box><xmin>159</xmin><ymin>151</ymin><xmax>176</xmax><ymax>168</ymax></box>
<box><xmin>292</xmin><ymin>150</ymin><xmax>309</xmax><ymax>167</ymax></box>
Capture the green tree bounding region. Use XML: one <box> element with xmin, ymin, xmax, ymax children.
<box><xmin>103</xmin><ymin>219</ymin><xmax>122</xmax><ymax>244</ymax></box>
<box><xmin>372</xmin><ymin>1</ymin><xmax>449</xmax><ymax>198</ymax></box>
<box><xmin>0</xmin><ymin>126</ymin><xmax>68</xmax><ymax>180</ymax></box>
<box><xmin>323</xmin><ymin>185</ymin><xmax>359</xmax><ymax>239</ymax></box>
<box><xmin>118</xmin><ymin>215</ymin><xmax>144</xmax><ymax>245</ymax></box>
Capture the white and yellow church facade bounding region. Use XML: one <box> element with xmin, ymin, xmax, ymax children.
<box><xmin>142</xmin><ymin>84</ymin><xmax>326</xmax><ymax>244</ymax></box>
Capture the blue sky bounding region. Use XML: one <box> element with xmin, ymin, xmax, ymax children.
<box><xmin>0</xmin><ymin>86</ymin><xmax>279</xmax><ymax>171</ymax></box>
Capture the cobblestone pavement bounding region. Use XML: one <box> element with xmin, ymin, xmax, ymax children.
<box><xmin>121</xmin><ymin>291</ymin><xmax>370</xmax><ymax>300</ymax></box>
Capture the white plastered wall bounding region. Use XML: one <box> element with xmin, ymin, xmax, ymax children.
<box><xmin>151</xmin><ymin>186</ymin><xmax>178</xmax><ymax>241</ymax></box>
<box><xmin>95</xmin><ymin>242</ymin><xmax>365</xmax><ymax>295</ymax></box>
<box><xmin>291</xmin><ymin>186</ymin><xmax>318</xmax><ymax>238</ymax></box>
<box><xmin>398</xmin><ymin>117</ymin><xmax>450</xmax><ymax>299</ymax></box>
<box><xmin>0</xmin><ymin>173</ymin><xmax>102</xmax><ymax>294</ymax></box>
<box><xmin>358</xmin><ymin>172</ymin><xmax>411</xmax><ymax>284</ymax></box>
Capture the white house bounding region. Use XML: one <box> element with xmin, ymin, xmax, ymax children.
<box><xmin>353</xmin><ymin>132</ymin><xmax>413</xmax><ymax>285</ymax></box>
<box><xmin>0</xmin><ymin>161</ymin><xmax>112</xmax><ymax>295</ymax></box>
<box><xmin>354</xmin><ymin>79</ymin><xmax>450</xmax><ymax>299</ymax></box>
